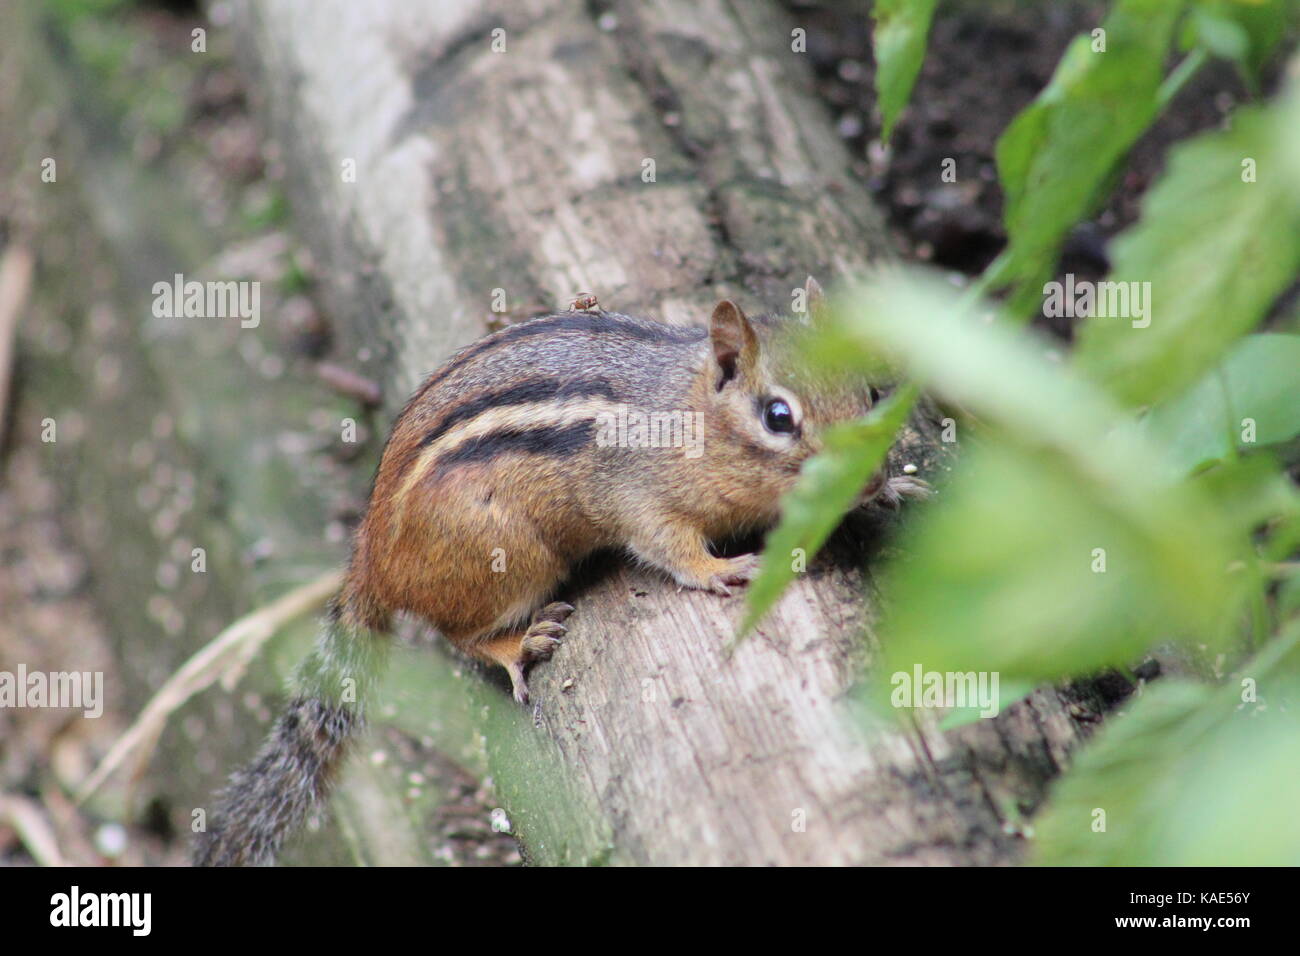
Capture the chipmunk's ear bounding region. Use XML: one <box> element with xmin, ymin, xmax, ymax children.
<box><xmin>709</xmin><ymin>299</ymin><xmax>758</xmax><ymax>391</ymax></box>
<box><xmin>803</xmin><ymin>275</ymin><xmax>829</xmax><ymax>324</ymax></box>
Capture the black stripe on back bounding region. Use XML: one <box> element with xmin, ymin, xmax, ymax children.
<box><xmin>409</xmin><ymin>312</ymin><xmax>705</xmax><ymax>406</ymax></box>
<box><xmin>434</xmin><ymin>421</ymin><xmax>595</xmax><ymax>475</ymax></box>
<box><xmin>417</xmin><ymin>377</ymin><xmax>620</xmax><ymax>452</ymax></box>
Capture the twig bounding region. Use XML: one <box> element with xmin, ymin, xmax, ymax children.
<box><xmin>315</xmin><ymin>361</ymin><xmax>383</xmax><ymax>407</ymax></box>
<box><xmin>1158</xmin><ymin>48</ymin><xmax>1208</xmax><ymax>108</ymax></box>
<box><xmin>76</xmin><ymin>569</ymin><xmax>343</xmax><ymax>803</ymax></box>
<box><xmin>0</xmin><ymin>794</ymin><xmax>67</xmax><ymax>867</ymax></box>
<box><xmin>0</xmin><ymin>243</ymin><xmax>35</xmax><ymax>446</ymax></box>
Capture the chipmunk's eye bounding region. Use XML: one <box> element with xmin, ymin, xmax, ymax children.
<box><xmin>762</xmin><ymin>398</ymin><xmax>796</xmax><ymax>435</ymax></box>
<box><xmin>868</xmin><ymin>386</ymin><xmax>881</xmax><ymax>405</ymax></box>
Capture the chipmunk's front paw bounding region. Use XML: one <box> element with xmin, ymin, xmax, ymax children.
<box><xmin>704</xmin><ymin>554</ymin><xmax>761</xmax><ymax>597</ymax></box>
<box><xmin>877</xmin><ymin>475</ymin><xmax>933</xmax><ymax>510</ymax></box>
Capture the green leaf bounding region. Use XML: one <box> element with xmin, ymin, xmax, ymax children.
<box><xmin>991</xmin><ymin>0</ymin><xmax>1185</xmax><ymax>317</ymax></box>
<box><xmin>1187</xmin><ymin>454</ymin><xmax>1300</xmax><ymax>540</ymax></box>
<box><xmin>815</xmin><ymin>270</ymin><xmax>1250</xmax><ymax>684</ymax></box>
<box><xmin>1139</xmin><ymin>334</ymin><xmax>1300</xmax><ymax>473</ymax></box>
<box><xmin>1075</xmin><ymin>80</ymin><xmax>1300</xmax><ymax>407</ymax></box>
<box><xmin>813</xmin><ymin>270</ymin><xmax>1155</xmax><ymax>480</ymax></box>
<box><xmin>1189</xmin><ymin>7</ymin><xmax>1249</xmax><ymax>63</ymax></box>
<box><xmin>875</xmin><ymin>438</ymin><xmax>1246</xmax><ymax>685</ymax></box>
<box><xmin>1032</xmin><ymin>623</ymin><xmax>1300</xmax><ymax>865</ymax></box>
<box><xmin>736</xmin><ymin>386</ymin><xmax>917</xmax><ymax>640</ymax></box>
<box><xmin>872</xmin><ymin>0</ymin><xmax>938</xmax><ymax>142</ymax></box>
<box><xmin>1188</xmin><ymin>0</ymin><xmax>1294</xmax><ymax>88</ymax></box>
<box><xmin>1279</xmin><ymin>574</ymin><xmax>1300</xmax><ymax>620</ymax></box>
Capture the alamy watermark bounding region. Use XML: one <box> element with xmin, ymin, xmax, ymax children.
<box><xmin>152</xmin><ymin>273</ymin><xmax>260</xmax><ymax>328</ymax></box>
<box><xmin>0</xmin><ymin>665</ymin><xmax>103</xmax><ymax>718</ymax></box>
<box><xmin>890</xmin><ymin>665</ymin><xmax>1001</xmax><ymax>718</ymax></box>
<box><xmin>595</xmin><ymin>405</ymin><xmax>704</xmax><ymax>459</ymax></box>
<box><xmin>1042</xmin><ymin>273</ymin><xmax>1151</xmax><ymax>328</ymax></box>
<box><xmin>50</xmin><ymin>886</ymin><xmax>150</xmax><ymax>936</ymax></box>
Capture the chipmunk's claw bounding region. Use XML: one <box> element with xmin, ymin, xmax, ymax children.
<box><xmin>521</xmin><ymin>602</ymin><xmax>573</xmax><ymax>661</ymax></box>
<box><xmin>534</xmin><ymin>601</ymin><xmax>575</xmax><ymax>623</ymax></box>
<box><xmin>508</xmin><ymin>602</ymin><xmax>577</xmax><ymax>704</ymax></box>
<box><xmin>706</xmin><ymin>553</ymin><xmax>761</xmax><ymax>596</ymax></box>
<box><xmin>876</xmin><ymin>475</ymin><xmax>933</xmax><ymax>510</ymax></box>
<box><xmin>508</xmin><ymin>665</ymin><xmax>531</xmax><ymax>705</ymax></box>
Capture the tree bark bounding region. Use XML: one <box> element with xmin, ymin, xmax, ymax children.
<box><xmin>220</xmin><ymin>0</ymin><xmax>1102</xmax><ymax>866</ymax></box>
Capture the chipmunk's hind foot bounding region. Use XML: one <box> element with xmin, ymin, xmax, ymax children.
<box><xmin>521</xmin><ymin>601</ymin><xmax>574</xmax><ymax>663</ymax></box>
<box><xmin>475</xmin><ymin>602</ymin><xmax>575</xmax><ymax>704</ymax></box>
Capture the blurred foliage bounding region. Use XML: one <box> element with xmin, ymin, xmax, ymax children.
<box><xmin>44</xmin><ymin>0</ymin><xmax>190</xmax><ymax>144</ymax></box>
<box><xmin>1182</xmin><ymin>0</ymin><xmax>1292</xmax><ymax>89</ymax></box>
<box><xmin>1075</xmin><ymin>95</ymin><xmax>1300</xmax><ymax>404</ymax></box>
<box><xmin>1034</xmin><ymin>623</ymin><xmax>1300</xmax><ymax>865</ymax></box>
<box><xmin>240</xmin><ymin>185</ymin><xmax>290</xmax><ymax>232</ymax></box>
<box><xmin>871</xmin><ymin>0</ymin><xmax>938</xmax><ymax>142</ymax></box>
<box><xmin>42</xmin><ymin>0</ymin><xmax>132</xmax><ymax>28</ymax></box>
<box><xmin>1137</xmin><ymin>334</ymin><xmax>1300</xmax><ymax>474</ymax></box>
<box><xmin>801</xmin><ymin>273</ymin><xmax>1268</xmax><ymax>684</ymax></box>
<box><xmin>988</xmin><ymin>0</ymin><xmax>1183</xmax><ymax>317</ymax></box>
<box><xmin>747</xmin><ymin>2</ymin><xmax>1300</xmax><ymax>865</ymax></box>
<box><xmin>983</xmin><ymin>0</ymin><xmax>1297</xmax><ymax>318</ymax></box>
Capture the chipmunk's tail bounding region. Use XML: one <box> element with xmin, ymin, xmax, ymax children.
<box><xmin>193</xmin><ymin>606</ymin><xmax>389</xmax><ymax>866</ymax></box>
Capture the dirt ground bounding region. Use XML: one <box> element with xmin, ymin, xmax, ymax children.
<box><xmin>0</xmin><ymin>0</ymin><xmax>1291</xmax><ymax>865</ymax></box>
<box><xmin>798</xmin><ymin>0</ymin><xmax>1294</xmax><ymax>337</ymax></box>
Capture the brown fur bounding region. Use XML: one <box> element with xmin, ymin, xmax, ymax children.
<box><xmin>342</xmin><ymin>286</ymin><xmax>881</xmax><ymax>700</ymax></box>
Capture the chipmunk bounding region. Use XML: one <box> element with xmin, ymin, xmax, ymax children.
<box><xmin>193</xmin><ymin>277</ymin><xmax>928</xmax><ymax>866</ymax></box>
